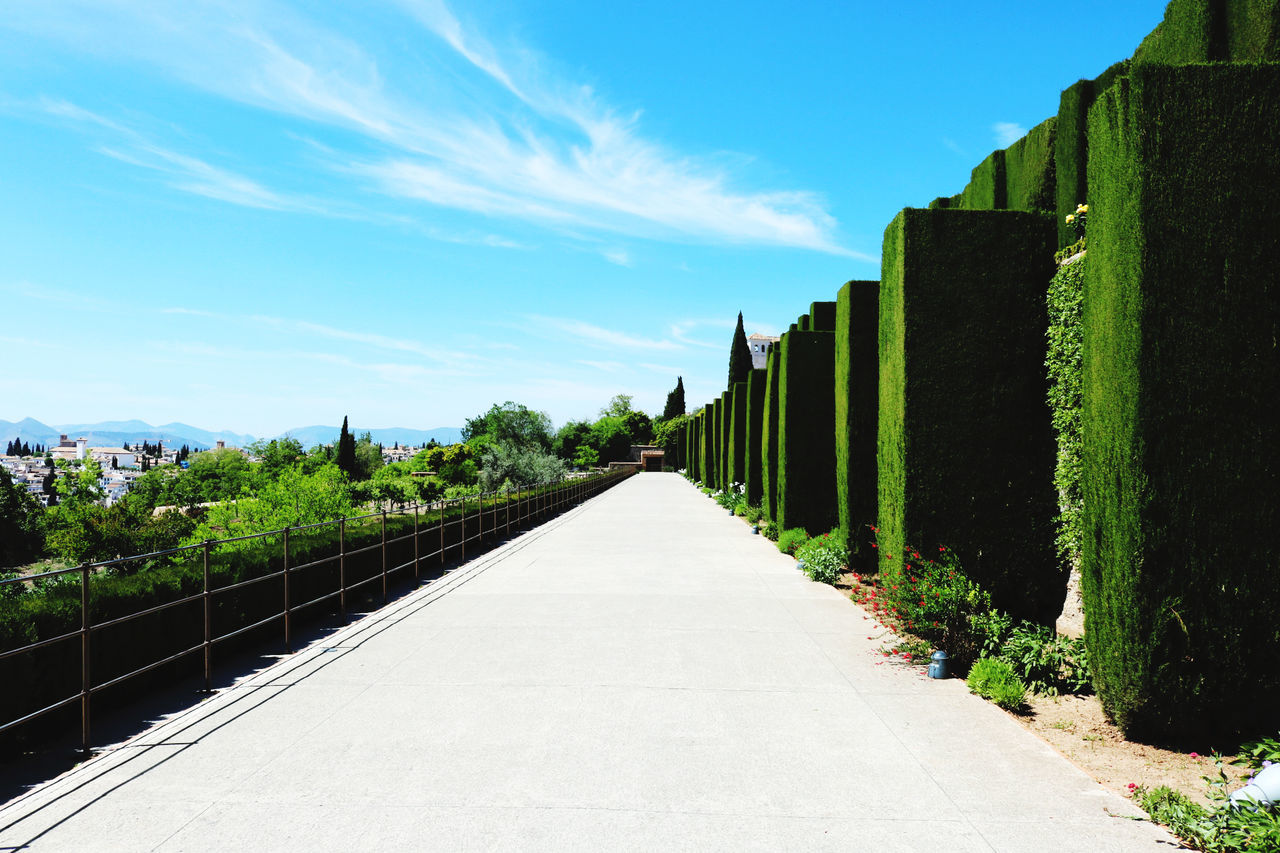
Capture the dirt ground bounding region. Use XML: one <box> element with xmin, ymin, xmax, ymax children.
<box><xmin>833</xmin><ymin>568</ymin><xmax>1248</xmax><ymax>809</ymax></box>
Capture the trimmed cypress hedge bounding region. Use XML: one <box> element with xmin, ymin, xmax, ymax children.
<box><xmin>685</xmin><ymin>411</ymin><xmax>699</xmax><ymax>478</ymax></box>
<box><xmin>958</xmin><ymin>149</ymin><xmax>1007</xmax><ymax>210</ymax></box>
<box><xmin>1004</xmin><ymin>117</ymin><xmax>1057</xmax><ymax>215</ymax></box>
<box><xmin>727</xmin><ymin>382</ymin><xmax>748</xmax><ymax>488</ymax></box>
<box><xmin>809</xmin><ymin>301</ymin><xmax>837</xmax><ymax>332</ymax></box>
<box><xmin>761</xmin><ymin>344</ymin><xmax>782</xmax><ymax>521</ymax></box>
<box><xmin>711</xmin><ymin>398</ymin><xmax>724</xmax><ymax>490</ymax></box>
<box><xmin>797</xmin><ymin>314</ymin><xmax>811</xmax><ymax>332</ymax></box>
<box><xmin>706</xmin><ymin>399</ymin><xmax>716</xmax><ymax>484</ymax></box>
<box><xmin>878</xmin><ymin>208</ymin><xmax>1060</xmax><ymax>626</ymax></box>
<box><xmin>1132</xmin><ymin>0</ymin><xmax>1220</xmax><ymax>63</ymax></box>
<box><xmin>777</xmin><ymin>331</ymin><xmax>837</xmax><ymax>535</ymax></box>
<box><xmin>1082</xmin><ymin>63</ymin><xmax>1280</xmax><ymax>743</ymax></box>
<box><xmin>718</xmin><ymin>390</ymin><xmax>732</xmax><ymax>490</ymax></box>
<box><xmin>744</xmin><ymin>368</ymin><xmax>767</xmax><ymax>507</ymax></box>
<box><xmin>1054</xmin><ymin>60</ymin><xmax>1129</xmax><ymax>247</ymax></box>
<box><xmin>835</xmin><ymin>280</ymin><xmax>880</xmax><ymax>566</ymax></box>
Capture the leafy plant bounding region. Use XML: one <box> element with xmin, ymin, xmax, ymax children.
<box><xmin>794</xmin><ymin>530</ymin><xmax>848</xmax><ymax>584</ymax></box>
<box><xmin>776</xmin><ymin>528</ymin><xmax>809</xmax><ymax>556</ymax></box>
<box><xmin>966</xmin><ymin>657</ymin><xmax>1027</xmax><ymax>711</ymax></box>
<box><xmin>999</xmin><ymin>621</ymin><xmax>1092</xmax><ymax>696</ymax></box>
<box><xmin>744</xmin><ymin>504</ymin><xmax>764</xmax><ymax>524</ymax></box>
<box><xmin>761</xmin><ymin>521</ymin><xmax>779</xmax><ymax>541</ymax></box>
<box><xmin>1232</xmin><ymin>734</ymin><xmax>1280</xmax><ymax>772</ymax></box>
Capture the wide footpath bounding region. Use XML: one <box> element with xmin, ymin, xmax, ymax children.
<box><xmin>0</xmin><ymin>473</ymin><xmax>1174</xmax><ymax>852</ymax></box>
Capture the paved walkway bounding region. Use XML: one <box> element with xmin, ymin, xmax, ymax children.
<box><xmin>0</xmin><ymin>474</ymin><xmax>1174</xmax><ymax>851</ymax></box>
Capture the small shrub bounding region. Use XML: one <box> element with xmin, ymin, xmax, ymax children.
<box><xmin>966</xmin><ymin>657</ymin><xmax>1027</xmax><ymax>711</ymax></box>
<box><xmin>761</xmin><ymin>521</ymin><xmax>779</xmax><ymax>541</ymax></box>
<box><xmin>971</xmin><ymin>608</ymin><xmax>1014</xmax><ymax>660</ymax></box>
<box><xmin>795</xmin><ymin>530</ymin><xmax>848</xmax><ymax>585</ymax></box>
<box><xmin>999</xmin><ymin>621</ymin><xmax>1091</xmax><ymax>696</ymax></box>
<box><xmin>744</xmin><ymin>504</ymin><xmax>764</xmax><ymax>524</ymax></box>
<box><xmin>777</xmin><ymin>528</ymin><xmax>809</xmax><ymax>556</ymax></box>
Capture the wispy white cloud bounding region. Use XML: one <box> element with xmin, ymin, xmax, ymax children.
<box><xmin>6</xmin><ymin>1</ymin><xmax>857</xmax><ymax>255</ymax></box>
<box><xmin>577</xmin><ymin>360</ymin><xmax>625</xmax><ymax>373</ymax></box>
<box><xmin>527</xmin><ymin>315</ymin><xmax>682</xmax><ymax>351</ymax></box>
<box><xmin>602</xmin><ymin>249</ymin><xmax>631</xmax><ymax>267</ymax></box>
<box><xmin>993</xmin><ymin>122</ymin><xmax>1026</xmax><ymax>147</ymax></box>
<box><xmin>669</xmin><ymin>318</ymin><xmax>733</xmax><ymax>350</ymax></box>
<box><xmin>942</xmin><ymin>137</ymin><xmax>967</xmax><ymax>157</ymax></box>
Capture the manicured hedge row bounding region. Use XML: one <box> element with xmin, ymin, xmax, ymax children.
<box><xmin>777</xmin><ymin>330</ymin><xmax>837</xmax><ymax>535</ymax></box>
<box><xmin>718</xmin><ymin>390</ymin><xmax>732</xmax><ymax>489</ymax></box>
<box><xmin>1082</xmin><ymin>64</ymin><xmax>1280</xmax><ymax>743</ymax></box>
<box><xmin>1</xmin><ymin>474</ymin><xmax>630</xmax><ymax>752</ymax></box>
<box><xmin>878</xmin><ymin>208</ymin><xmax>1060</xmax><ymax>626</ymax></box>
<box><xmin>762</xmin><ymin>344</ymin><xmax>782</xmax><ymax>521</ymax></box>
<box><xmin>809</xmin><ymin>301</ymin><xmax>837</xmax><ymax>332</ymax></box>
<box><xmin>744</xmin><ymin>368</ymin><xmax>767</xmax><ymax>507</ymax></box>
<box><xmin>835</xmin><ymin>280</ymin><xmax>880</xmax><ymax>565</ymax></box>
<box><xmin>1004</xmin><ymin>117</ymin><xmax>1056</xmax><ymax>215</ymax></box>
<box><xmin>958</xmin><ymin>149</ymin><xmax>1006</xmax><ymax>211</ymax></box>
<box><xmin>699</xmin><ymin>403</ymin><xmax>714</xmax><ymax>486</ymax></box>
<box><xmin>1133</xmin><ymin>0</ymin><xmax>1280</xmax><ymax>64</ymax></box>
<box><xmin>687</xmin><ymin>411</ymin><xmax>701</xmax><ymax>480</ymax></box>
<box><xmin>1054</xmin><ymin>60</ymin><xmax>1128</xmax><ymax>247</ymax></box>
<box><xmin>727</xmin><ymin>382</ymin><xmax>747</xmax><ymax>488</ymax></box>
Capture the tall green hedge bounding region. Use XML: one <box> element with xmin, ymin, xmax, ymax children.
<box><xmin>797</xmin><ymin>313</ymin><xmax>811</xmax><ymax>332</ymax></box>
<box><xmin>744</xmin><ymin>368</ymin><xmax>767</xmax><ymax>507</ymax></box>
<box><xmin>1082</xmin><ymin>64</ymin><xmax>1280</xmax><ymax>743</ymax></box>
<box><xmin>687</xmin><ymin>411</ymin><xmax>701</xmax><ymax>479</ymax></box>
<box><xmin>761</xmin><ymin>344</ymin><xmax>782</xmax><ymax>521</ymax></box>
<box><xmin>727</xmin><ymin>382</ymin><xmax>748</xmax><ymax>487</ymax></box>
<box><xmin>809</xmin><ymin>301</ymin><xmax>837</xmax><ymax>332</ymax></box>
<box><xmin>1131</xmin><ymin>0</ymin><xmax>1280</xmax><ymax>64</ymax></box>
<box><xmin>957</xmin><ymin>149</ymin><xmax>1007</xmax><ymax>210</ymax></box>
<box><xmin>1054</xmin><ymin>61</ymin><xmax>1128</xmax><ymax>247</ymax></box>
<box><xmin>718</xmin><ymin>390</ymin><xmax>732</xmax><ymax>489</ymax></box>
<box><xmin>706</xmin><ymin>399</ymin><xmax>716</xmax><ymax>484</ymax></box>
<box><xmin>835</xmin><ymin>280</ymin><xmax>880</xmax><ymax>566</ymax></box>
<box><xmin>777</xmin><ymin>331</ymin><xmax>837</xmax><ymax>535</ymax></box>
<box><xmin>1004</xmin><ymin>117</ymin><xmax>1057</xmax><ymax>215</ymax></box>
<box><xmin>878</xmin><ymin>208</ymin><xmax>1059</xmax><ymax>626</ymax></box>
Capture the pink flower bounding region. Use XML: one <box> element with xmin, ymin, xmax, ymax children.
<box><xmin>1127</xmin><ymin>783</ymin><xmax>1136</xmax><ymax>791</ymax></box>
<box><xmin>1190</xmin><ymin>752</ymin><xmax>1200</xmax><ymax>759</ymax></box>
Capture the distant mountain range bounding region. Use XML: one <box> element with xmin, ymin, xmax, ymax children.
<box><xmin>0</xmin><ymin>419</ymin><xmax>462</xmax><ymax>451</ymax></box>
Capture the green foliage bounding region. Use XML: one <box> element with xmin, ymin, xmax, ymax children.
<box><xmin>599</xmin><ymin>394</ymin><xmax>634</xmax><ymax>419</ymax></box>
<box><xmin>776</xmin><ymin>527</ymin><xmax>809</xmax><ymax>556</ymax></box>
<box><xmin>1232</xmin><ymin>735</ymin><xmax>1280</xmax><ymax>772</ymax></box>
<box><xmin>1082</xmin><ymin>65</ymin><xmax>1280</xmax><ymax>743</ymax></box>
<box><xmin>761</xmin><ymin>520</ymin><xmax>778</xmax><ymax>541</ymax></box>
<box><xmin>728</xmin><ymin>311</ymin><xmax>752</xmax><ymax>387</ymax></box>
<box><xmin>477</xmin><ymin>442</ymin><xmax>566</xmax><ymax>491</ymax></box>
<box><xmin>698</xmin><ymin>403</ymin><xmax>714</xmax><ymax>487</ymax></box>
<box><xmin>966</xmin><ymin>657</ymin><xmax>1027</xmax><ymax>711</ymax></box>
<box><xmin>1054</xmin><ymin>60</ymin><xmax>1127</xmax><ymax>248</ymax></box>
<box><xmin>999</xmin><ymin>622</ymin><xmax>1091</xmax><ymax>696</ymax></box>
<box><xmin>0</xmin><ymin>467</ymin><xmax>45</xmax><ymax>567</ymax></box>
<box><xmin>1003</xmin><ymin>116</ymin><xmax>1057</xmax><ymax>214</ymax></box>
<box><xmin>463</xmin><ymin>401</ymin><xmax>554</xmax><ymax>452</ymax></box>
<box><xmin>187</xmin><ymin>463</ymin><xmax>355</xmax><ymax>543</ymax></box>
<box><xmin>744</xmin><ymin>503</ymin><xmax>764</xmax><ymax>524</ymax></box>
<box><xmin>795</xmin><ymin>530</ymin><xmax>848</xmax><ymax>584</ymax></box>
<box><xmin>808</xmin><ymin>301</ymin><xmax>837</xmax><ymax>332</ymax></box>
<box><xmin>662</xmin><ymin>376</ymin><xmax>686</xmax><ymax>419</ymax></box>
<box><xmin>1045</xmin><ymin>254</ymin><xmax>1085</xmax><ymax>575</ymax></box>
<box><xmin>712</xmin><ymin>482</ymin><xmax>745</xmax><ymax>514</ymax></box>
<box><xmin>834</xmin><ymin>280</ymin><xmax>879</xmax><ymax>564</ymax></box>
<box><xmin>652</xmin><ymin>414</ymin><xmax>687</xmax><ymax>469</ymax></box>
<box><xmin>956</xmin><ymin>149</ymin><xmax>1006</xmax><ymax>210</ymax></box>
<box><xmin>761</xmin><ymin>346</ymin><xmax>781</xmax><ymax>521</ymax></box>
<box><xmin>726</xmin><ymin>382</ymin><xmax>747</xmax><ymax>488</ymax></box>
<box><xmin>776</xmin><ymin>330</ymin><xmax>837</xmax><ymax>535</ymax></box>
<box><xmin>336</xmin><ymin>416</ymin><xmax>356</xmax><ymax>478</ymax></box>
<box><xmin>743</xmin><ymin>369</ymin><xmax>767</xmax><ymax>508</ymax></box>
<box><xmin>1133</xmin><ymin>767</ymin><xmax>1280</xmax><ymax>853</ymax></box>
<box><xmin>878</xmin><ymin>208</ymin><xmax>1061</xmax><ymax>626</ymax></box>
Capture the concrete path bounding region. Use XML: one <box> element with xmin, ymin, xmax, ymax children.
<box><xmin>0</xmin><ymin>474</ymin><xmax>1176</xmax><ymax>851</ymax></box>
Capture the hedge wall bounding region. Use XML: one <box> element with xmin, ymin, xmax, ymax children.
<box><xmin>809</xmin><ymin>301</ymin><xmax>837</xmax><ymax>332</ymax></box>
<box><xmin>835</xmin><ymin>280</ymin><xmax>880</xmax><ymax>566</ymax></box>
<box><xmin>1131</xmin><ymin>0</ymin><xmax>1280</xmax><ymax>65</ymax></box>
<box><xmin>727</xmin><ymin>382</ymin><xmax>748</xmax><ymax>487</ymax></box>
<box><xmin>761</xmin><ymin>344</ymin><xmax>782</xmax><ymax>521</ymax></box>
<box><xmin>797</xmin><ymin>314</ymin><xmax>811</xmax><ymax>332</ymax></box>
<box><xmin>718</xmin><ymin>390</ymin><xmax>733</xmax><ymax>489</ymax></box>
<box><xmin>744</xmin><ymin>368</ymin><xmax>767</xmax><ymax>507</ymax></box>
<box><xmin>1054</xmin><ymin>61</ymin><xmax>1128</xmax><ymax>247</ymax></box>
<box><xmin>706</xmin><ymin>399</ymin><xmax>716</xmax><ymax>484</ymax></box>
<box><xmin>878</xmin><ymin>208</ymin><xmax>1060</xmax><ymax>626</ymax></box>
<box><xmin>712</xmin><ymin>398</ymin><xmax>725</xmax><ymax>490</ymax></box>
<box><xmin>777</xmin><ymin>331</ymin><xmax>837</xmax><ymax>535</ymax></box>
<box><xmin>1004</xmin><ymin>117</ymin><xmax>1057</xmax><ymax>215</ymax></box>
<box><xmin>1082</xmin><ymin>64</ymin><xmax>1280</xmax><ymax>743</ymax></box>
<box><xmin>958</xmin><ymin>149</ymin><xmax>1007</xmax><ymax>211</ymax></box>
<box><xmin>686</xmin><ymin>411</ymin><xmax>701</xmax><ymax>479</ymax></box>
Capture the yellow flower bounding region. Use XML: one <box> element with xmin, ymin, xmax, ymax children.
<box><xmin>1065</xmin><ymin>214</ymin><xmax>1075</xmax><ymax>224</ymax></box>
<box><xmin>1077</xmin><ymin>204</ymin><xmax>1088</xmax><ymax>213</ymax></box>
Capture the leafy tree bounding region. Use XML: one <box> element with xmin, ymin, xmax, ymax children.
<box><xmin>354</xmin><ymin>432</ymin><xmax>383</xmax><ymax>480</ymax></box>
<box><xmin>621</xmin><ymin>410</ymin><xmax>653</xmax><ymax>445</ymax></box>
<box><xmin>463</xmin><ymin>402</ymin><xmax>554</xmax><ymax>452</ymax></box>
<box><xmin>653</xmin><ymin>414</ymin><xmax>688</xmax><ymax>466</ymax></box>
<box><xmin>599</xmin><ymin>394</ymin><xmax>633</xmax><ymax>418</ymax></box>
<box><xmin>249</xmin><ymin>437</ymin><xmax>305</xmax><ymax>484</ymax></box>
<box><xmin>553</xmin><ymin>420</ymin><xmax>593</xmax><ymax>461</ymax></box>
<box><xmin>728</xmin><ymin>311</ymin><xmax>752</xmax><ymax>386</ymax></box>
<box><xmin>187</xmin><ymin>463</ymin><xmax>354</xmax><ymax>542</ymax></box>
<box><xmin>336</xmin><ymin>415</ymin><xmax>357</xmax><ymax>479</ymax></box>
<box><xmin>477</xmin><ymin>443</ymin><xmax>567</xmax><ymax>491</ymax></box>
<box><xmin>662</xmin><ymin>376</ymin><xmax>686</xmax><ymax>419</ymax></box>
<box><xmin>0</xmin><ymin>467</ymin><xmax>45</xmax><ymax>566</ymax></box>
<box><xmin>184</xmin><ymin>447</ymin><xmax>252</xmax><ymax>503</ymax></box>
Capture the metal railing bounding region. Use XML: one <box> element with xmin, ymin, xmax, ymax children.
<box><xmin>0</xmin><ymin>469</ymin><xmax>633</xmax><ymax>752</ymax></box>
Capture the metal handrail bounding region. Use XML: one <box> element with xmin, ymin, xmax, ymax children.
<box><xmin>0</xmin><ymin>468</ymin><xmax>633</xmax><ymax>752</ymax></box>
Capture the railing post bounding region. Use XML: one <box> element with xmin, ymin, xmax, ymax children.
<box><xmin>202</xmin><ymin>540</ymin><xmax>212</xmax><ymax>693</ymax></box>
<box><xmin>381</xmin><ymin>510</ymin><xmax>388</xmax><ymax>606</ymax></box>
<box><xmin>506</xmin><ymin>484</ymin><xmax>511</xmax><ymax>537</ymax></box>
<box><xmin>413</xmin><ymin>503</ymin><xmax>420</xmax><ymax>583</ymax></box>
<box><xmin>80</xmin><ymin>562</ymin><xmax>91</xmax><ymax>754</ymax></box>
<box><xmin>478</xmin><ymin>491</ymin><xmax>484</xmax><ymax>545</ymax></box>
<box><xmin>439</xmin><ymin>499</ymin><xmax>445</xmax><ymax>566</ymax></box>
<box><xmin>283</xmin><ymin>526</ymin><xmax>291</xmax><ymax>654</ymax></box>
<box><xmin>460</xmin><ymin>495</ymin><xmax>467</xmax><ymax>563</ymax></box>
<box><xmin>339</xmin><ymin>517</ymin><xmax>347</xmax><ymax>622</ymax></box>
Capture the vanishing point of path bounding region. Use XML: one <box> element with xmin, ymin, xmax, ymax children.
<box><xmin>0</xmin><ymin>473</ymin><xmax>1175</xmax><ymax>852</ymax></box>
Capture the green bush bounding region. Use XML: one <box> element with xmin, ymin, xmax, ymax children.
<box><xmin>795</xmin><ymin>530</ymin><xmax>848</xmax><ymax>585</ymax></box>
<box><xmin>1004</xmin><ymin>117</ymin><xmax>1057</xmax><ymax>215</ymax></box>
<box><xmin>1132</xmin><ymin>0</ymin><xmax>1280</xmax><ymax>66</ymax></box>
<box><xmin>761</xmin><ymin>345</ymin><xmax>782</xmax><ymax>522</ymax></box>
<box><xmin>743</xmin><ymin>368</ymin><xmax>767</xmax><ymax>508</ymax></box>
<box><xmin>1054</xmin><ymin>60</ymin><xmax>1127</xmax><ymax>248</ymax></box>
<box><xmin>999</xmin><ymin>622</ymin><xmax>1091</xmax><ymax>696</ymax></box>
<box><xmin>966</xmin><ymin>657</ymin><xmax>1027</xmax><ymax>711</ymax></box>
<box><xmin>878</xmin><ymin>208</ymin><xmax>1061</xmax><ymax>626</ymax></box>
<box><xmin>744</xmin><ymin>504</ymin><xmax>764</xmax><ymax>524</ymax></box>
<box><xmin>834</xmin><ymin>280</ymin><xmax>879</xmax><ymax>566</ymax></box>
<box><xmin>1133</xmin><ymin>778</ymin><xmax>1280</xmax><ymax>853</ymax></box>
<box><xmin>726</xmin><ymin>382</ymin><xmax>748</xmax><ymax>489</ymax></box>
<box><xmin>1045</xmin><ymin>254</ymin><xmax>1086</xmax><ymax>575</ymax></box>
<box><xmin>956</xmin><ymin>149</ymin><xmax>1006</xmax><ymax>210</ymax></box>
<box><xmin>808</xmin><ymin>301</ymin><xmax>837</xmax><ymax>332</ymax></box>
<box><xmin>1082</xmin><ymin>64</ymin><xmax>1280</xmax><ymax>743</ymax></box>
<box><xmin>776</xmin><ymin>330</ymin><xmax>837</xmax><ymax>535</ymax></box>
<box><xmin>777</xmin><ymin>528</ymin><xmax>809</xmax><ymax>556</ymax></box>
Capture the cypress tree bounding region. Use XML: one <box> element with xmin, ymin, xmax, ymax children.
<box><xmin>727</xmin><ymin>312</ymin><xmax>752</xmax><ymax>387</ymax></box>
<box><xmin>662</xmin><ymin>376</ymin><xmax>686</xmax><ymax>419</ymax></box>
<box><xmin>337</xmin><ymin>416</ymin><xmax>357</xmax><ymax>478</ymax></box>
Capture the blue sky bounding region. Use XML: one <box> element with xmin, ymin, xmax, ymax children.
<box><xmin>1</xmin><ymin>1</ymin><xmax>1168</xmax><ymax>438</ymax></box>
